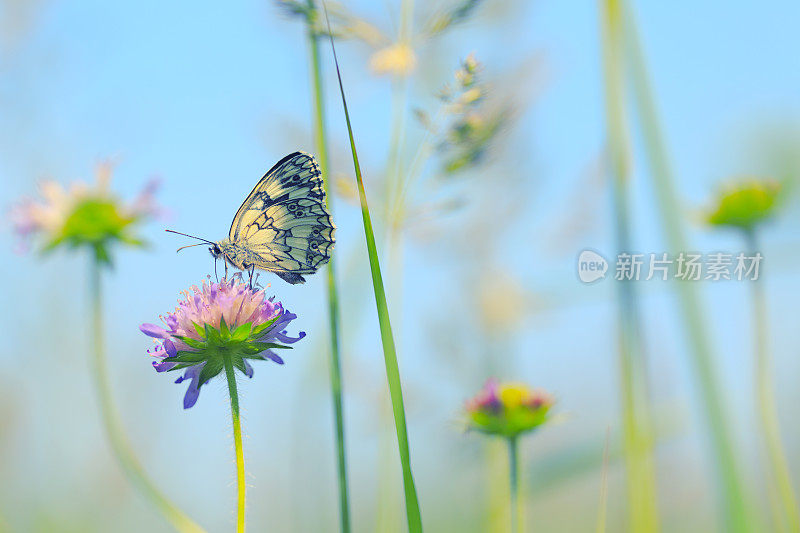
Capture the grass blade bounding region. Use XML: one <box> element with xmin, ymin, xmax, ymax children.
<box><xmin>303</xmin><ymin>2</ymin><xmax>351</xmax><ymax>531</ymax></box>
<box><xmin>320</xmin><ymin>3</ymin><xmax>423</xmax><ymax>531</ymax></box>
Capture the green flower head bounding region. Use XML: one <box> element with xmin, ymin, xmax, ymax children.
<box><xmin>10</xmin><ymin>161</ymin><xmax>161</xmax><ymax>264</ymax></box>
<box><xmin>706</xmin><ymin>178</ymin><xmax>782</xmax><ymax>231</ymax></box>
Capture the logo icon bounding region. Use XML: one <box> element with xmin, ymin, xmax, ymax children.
<box><xmin>577</xmin><ymin>249</ymin><xmax>608</xmax><ymax>283</ymax></box>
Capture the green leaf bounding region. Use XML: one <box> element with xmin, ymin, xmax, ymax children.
<box><xmin>231</xmin><ymin>323</ymin><xmax>252</xmax><ymax>342</ymax></box>
<box><xmin>118</xmin><ymin>233</ymin><xmax>146</xmax><ymax>247</ymax></box>
<box><xmin>192</xmin><ymin>322</ymin><xmax>206</xmax><ymax>339</ymax></box>
<box><xmin>253</xmin><ymin>342</ymin><xmax>293</xmax><ymax>351</ymax></box>
<box><xmin>219</xmin><ymin>316</ymin><xmax>231</xmax><ymax>340</ymax></box>
<box><xmin>240</xmin><ymin>345</ymin><xmax>262</xmax><ymax>355</ymax></box>
<box><xmin>93</xmin><ymin>242</ymin><xmax>113</xmax><ymax>266</ymax></box>
<box><xmin>204</xmin><ymin>324</ymin><xmax>222</xmax><ymax>345</ymax></box>
<box><xmin>251</xmin><ymin>315</ymin><xmax>280</xmax><ymax>337</ymax></box>
<box><xmin>167</xmin><ymin>350</ymin><xmax>208</xmax><ymax>364</ymax></box>
<box><xmin>174</xmin><ymin>336</ymin><xmax>205</xmax><ymax>350</ymax></box>
<box><xmin>232</xmin><ymin>356</ymin><xmax>249</xmax><ymax>376</ymax></box>
<box><xmin>197</xmin><ymin>359</ymin><xmax>224</xmax><ymax>387</ymax></box>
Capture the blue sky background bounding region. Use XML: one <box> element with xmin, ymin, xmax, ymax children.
<box><xmin>1</xmin><ymin>1</ymin><xmax>800</xmax><ymax>531</ymax></box>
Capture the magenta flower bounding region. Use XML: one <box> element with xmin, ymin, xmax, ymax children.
<box><xmin>140</xmin><ymin>274</ymin><xmax>305</xmax><ymax>408</ymax></box>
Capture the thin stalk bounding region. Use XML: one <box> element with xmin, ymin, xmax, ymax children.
<box><xmin>507</xmin><ymin>437</ymin><xmax>521</xmax><ymax>533</ymax></box>
<box><xmin>596</xmin><ymin>428</ymin><xmax>611</xmax><ymax>533</ymax></box>
<box><xmin>746</xmin><ymin>231</ymin><xmax>800</xmax><ymax>532</ymax></box>
<box><xmin>600</xmin><ymin>1</ymin><xmax>660</xmax><ymax>531</ymax></box>
<box><xmin>223</xmin><ymin>353</ymin><xmax>246</xmax><ymax>533</ymax></box>
<box><xmin>304</xmin><ymin>3</ymin><xmax>351</xmax><ymax>531</ymax></box>
<box><xmin>622</xmin><ymin>3</ymin><xmax>755</xmax><ymax>530</ymax></box>
<box><xmin>321</xmin><ymin>3</ymin><xmax>423</xmax><ymax>531</ymax></box>
<box><xmin>384</xmin><ymin>0</ymin><xmax>414</xmax><ymax>230</ymax></box>
<box><xmin>89</xmin><ymin>258</ymin><xmax>205</xmax><ymax>533</ymax></box>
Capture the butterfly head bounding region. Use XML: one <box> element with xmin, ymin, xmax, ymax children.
<box><xmin>166</xmin><ymin>229</ymin><xmax>224</xmax><ymax>258</ymax></box>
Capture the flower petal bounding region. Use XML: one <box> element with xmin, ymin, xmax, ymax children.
<box><xmin>153</xmin><ymin>360</ymin><xmax>176</xmax><ymax>372</ymax></box>
<box><xmin>163</xmin><ymin>338</ymin><xmax>177</xmax><ymax>357</ymax></box>
<box><xmin>263</xmin><ymin>350</ymin><xmax>284</xmax><ymax>365</ymax></box>
<box><xmin>180</xmin><ymin>364</ymin><xmax>204</xmax><ymax>409</ymax></box>
<box><xmin>276</xmin><ymin>330</ymin><xmax>305</xmax><ymax>344</ymax></box>
<box><xmin>140</xmin><ymin>323</ymin><xmax>170</xmax><ymax>339</ymax></box>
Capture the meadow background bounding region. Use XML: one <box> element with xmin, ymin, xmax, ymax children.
<box><xmin>1</xmin><ymin>0</ymin><xmax>800</xmax><ymax>531</ymax></box>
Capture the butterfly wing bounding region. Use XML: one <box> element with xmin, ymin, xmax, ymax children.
<box><xmin>229</xmin><ymin>152</ymin><xmax>335</xmax><ymax>282</ymax></box>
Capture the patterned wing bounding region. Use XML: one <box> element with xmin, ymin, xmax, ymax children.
<box><xmin>229</xmin><ymin>152</ymin><xmax>334</xmax><ymax>279</ymax></box>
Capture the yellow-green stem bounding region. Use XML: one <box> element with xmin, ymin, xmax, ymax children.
<box><xmin>746</xmin><ymin>231</ymin><xmax>800</xmax><ymax>532</ymax></box>
<box><xmin>304</xmin><ymin>3</ymin><xmax>351</xmax><ymax>531</ymax></box>
<box><xmin>600</xmin><ymin>1</ymin><xmax>660</xmax><ymax>531</ymax></box>
<box><xmin>223</xmin><ymin>353</ymin><xmax>246</xmax><ymax>533</ymax></box>
<box><xmin>89</xmin><ymin>258</ymin><xmax>205</xmax><ymax>533</ymax></box>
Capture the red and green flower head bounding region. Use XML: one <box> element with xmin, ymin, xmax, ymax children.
<box><xmin>140</xmin><ymin>274</ymin><xmax>304</xmax><ymax>408</ymax></box>
<box><xmin>466</xmin><ymin>379</ymin><xmax>554</xmax><ymax>439</ymax></box>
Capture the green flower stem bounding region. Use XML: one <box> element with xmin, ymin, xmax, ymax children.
<box><xmin>321</xmin><ymin>3</ymin><xmax>423</xmax><ymax>531</ymax></box>
<box><xmin>507</xmin><ymin>437</ymin><xmax>521</xmax><ymax>533</ymax></box>
<box><xmin>223</xmin><ymin>353</ymin><xmax>246</xmax><ymax>533</ymax></box>
<box><xmin>746</xmin><ymin>231</ymin><xmax>800</xmax><ymax>532</ymax></box>
<box><xmin>304</xmin><ymin>3</ymin><xmax>351</xmax><ymax>531</ymax></box>
<box><xmin>622</xmin><ymin>3</ymin><xmax>756</xmax><ymax>530</ymax></box>
<box><xmin>89</xmin><ymin>258</ymin><xmax>205</xmax><ymax>533</ymax></box>
<box><xmin>600</xmin><ymin>1</ymin><xmax>660</xmax><ymax>531</ymax></box>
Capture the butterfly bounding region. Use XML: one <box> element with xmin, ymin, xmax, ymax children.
<box><xmin>168</xmin><ymin>151</ymin><xmax>335</xmax><ymax>285</ymax></box>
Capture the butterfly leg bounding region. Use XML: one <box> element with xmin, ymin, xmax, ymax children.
<box><xmin>224</xmin><ymin>260</ymin><xmax>229</xmax><ymax>281</ymax></box>
<box><xmin>214</xmin><ymin>257</ymin><xmax>219</xmax><ymax>282</ymax></box>
<box><xmin>245</xmin><ymin>263</ymin><xmax>255</xmax><ymax>289</ymax></box>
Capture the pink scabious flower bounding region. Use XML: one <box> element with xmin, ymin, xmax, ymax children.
<box><xmin>9</xmin><ymin>161</ymin><xmax>161</xmax><ymax>262</ymax></box>
<box><xmin>140</xmin><ymin>274</ymin><xmax>305</xmax><ymax>408</ymax></box>
<box><xmin>465</xmin><ymin>379</ymin><xmax>554</xmax><ymax>438</ymax></box>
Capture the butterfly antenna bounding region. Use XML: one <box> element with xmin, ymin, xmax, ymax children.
<box><xmin>165</xmin><ymin>229</ymin><xmax>216</xmax><ymax>245</ymax></box>
<box><xmin>176</xmin><ymin>243</ymin><xmax>206</xmax><ymax>253</ymax></box>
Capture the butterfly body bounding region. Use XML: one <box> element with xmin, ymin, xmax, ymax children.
<box><xmin>190</xmin><ymin>151</ymin><xmax>334</xmax><ymax>285</ymax></box>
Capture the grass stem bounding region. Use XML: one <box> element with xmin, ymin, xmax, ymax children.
<box><xmin>600</xmin><ymin>1</ymin><xmax>660</xmax><ymax>530</ymax></box>
<box><xmin>508</xmin><ymin>437</ymin><xmax>521</xmax><ymax>533</ymax></box>
<box><xmin>746</xmin><ymin>231</ymin><xmax>800</xmax><ymax>532</ymax></box>
<box><xmin>304</xmin><ymin>3</ymin><xmax>351</xmax><ymax>531</ymax></box>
